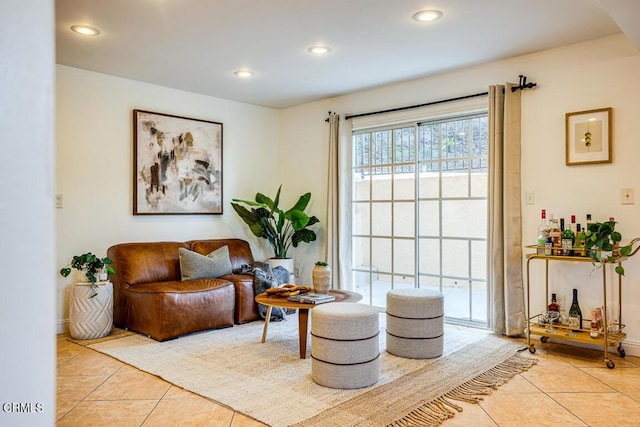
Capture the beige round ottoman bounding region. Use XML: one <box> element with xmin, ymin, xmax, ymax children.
<box><xmin>386</xmin><ymin>288</ymin><xmax>444</xmax><ymax>359</ymax></box>
<box><xmin>311</xmin><ymin>302</ymin><xmax>380</xmax><ymax>389</ymax></box>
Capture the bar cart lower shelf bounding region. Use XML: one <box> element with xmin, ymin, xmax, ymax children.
<box><xmin>527</xmin><ymin>322</ymin><xmax>626</xmax><ymax>368</ymax></box>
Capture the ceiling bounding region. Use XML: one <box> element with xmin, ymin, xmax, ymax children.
<box><xmin>56</xmin><ymin>0</ymin><xmax>638</xmax><ymax>109</ymax></box>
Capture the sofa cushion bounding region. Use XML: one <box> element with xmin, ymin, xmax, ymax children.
<box><xmin>108</xmin><ymin>242</ymin><xmax>188</xmax><ymax>287</ymax></box>
<box><xmin>188</xmin><ymin>239</ymin><xmax>255</xmax><ymax>272</ymax></box>
<box><xmin>126</xmin><ymin>278</ymin><xmax>233</xmax><ymax>293</ymax></box>
<box><xmin>121</xmin><ymin>278</ymin><xmax>235</xmax><ymax>341</ymax></box>
<box><xmin>178</xmin><ymin>246</ymin><xmax>233</xmax><ymax>280</ymax></box>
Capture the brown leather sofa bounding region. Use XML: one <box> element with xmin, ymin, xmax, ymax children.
<box><xmin>107</xmin><ymin>238</ymin><xmax>259</xmax><ymax>341</ymax></box>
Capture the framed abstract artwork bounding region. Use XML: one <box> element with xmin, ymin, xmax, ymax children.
<box><xmin>133</xmin><ymin>110</ymin><xmax>223</xmax><ymax>215</ymax></box>
<box><xmin>565</xmin><ymin>107</ymin><xmax>612</xmax><ymax>166</ymax></box>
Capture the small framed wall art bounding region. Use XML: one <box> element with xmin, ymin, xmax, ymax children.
<box><xmin>565</xmin><ymin>107</ymin><xmax>612</xmax><ymax>166</ymax></box>
<box><xmin>133</xmin><ymin>109</ymin><xmax>223</xmax><ymax>215</ymax></box>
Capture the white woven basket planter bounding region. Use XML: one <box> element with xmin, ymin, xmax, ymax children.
<box><xmin>69</xmin><ymin>281</ymin><xmax>113</xmax><ymax>340</ymax></box>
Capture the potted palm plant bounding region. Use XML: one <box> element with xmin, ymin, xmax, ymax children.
<box><xmin>231</xmin><ymin>185</ymin><xmax>319</xmax><ymax>273</ymax></box>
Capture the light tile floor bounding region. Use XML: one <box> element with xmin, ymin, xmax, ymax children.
<box><xmin>57</xmin><ymin>333</ymin><xmax>640</xmax><ymax>426</ymax></box>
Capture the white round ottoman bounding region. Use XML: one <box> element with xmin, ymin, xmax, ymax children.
<box><xmin>311</xmin><ymin>302</ymin><xmax>380</xmax><ymax>389</ymax></box>
<box><xmin>386</xmin><ymin>288</ymin><xmax>444</xmax><ymax>359</ymax></box>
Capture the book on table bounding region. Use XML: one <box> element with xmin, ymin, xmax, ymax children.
<box><xmin>287</xmin><ymin>293</ymin><xmax>335</xmax><ymax>304</ymax></box>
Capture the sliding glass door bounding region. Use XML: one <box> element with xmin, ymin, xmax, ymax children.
<box><xmin>351</xmin><ymin>113</ymin><xmax>488</xmax><ymax>326</ymax></box>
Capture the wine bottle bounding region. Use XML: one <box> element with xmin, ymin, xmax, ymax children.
<box><xmin>570</xmin><ymin>215</ymin><xmax>577</xmax><ymax>234</ymax></box>
<box><xmin>569</xmin><ymin>289</ymin><xmax>582</xmax><ymax>332</ymax></box>
<box><xmin>548</xmin><ymin>293</ymin><xmax>560</xmax><ymax>324</ymax></box>
<box><xmin>537</xmin><ymin>209</ymin><xmax>549</xmax><ymax>255</ymax></box>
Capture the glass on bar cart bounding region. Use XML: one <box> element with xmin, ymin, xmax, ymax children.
<box><xmin>590</xmin><ymin>307</ymin><xmax>603</xmax><ymax>338</ymax></box>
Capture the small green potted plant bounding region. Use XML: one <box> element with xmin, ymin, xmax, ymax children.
<box><xmin>584</xmin><ymin>220</ymin><xmax>632</xmax><ymax>276</ymax></box>
<box><xmin>60</xmin><ymin>253</ymin><xmax>115</xmax><ymax>297</ymax></box>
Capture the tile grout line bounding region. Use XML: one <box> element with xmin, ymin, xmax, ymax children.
<box><xmin>57</xmin><ymin>342</ymin><xmax>127</xmax><ymax>423</ymax></box>
<box><xmin>522</xmin><ymin>347</ymin><xmax>606</xmax><ymax>426</ymax></box>
<box><xmin>545</xmin><ymin>345</ymin><xmax>636</xmax><ymax>426</ymax></box>
<box><xmin>138</xmin><ymin>382</ymin><xmax>174</xmax><ymax>425</ymax></box>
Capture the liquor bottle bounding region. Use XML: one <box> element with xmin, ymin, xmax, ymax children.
<box><xmin>537</xmin><ymin>209</ymin><xmax>549</xmax><ymax>255</ymax></box>
<box><xmin>569</xmin><ymin>289</ymin><xmax>582</xmax><ymax>331</ymax></box>
<box><xmin>548</xmin><ymin>214</ymin><xmax>561</xmax><ymax>255</ymax></box>
<box><xmin>570</xmin><ymin>215</ymin><xmax>577</xmax><ymax>234</ymax></box>
<box><xmin>548</xmin><ymin>293</ymin><xmax>560</xmax><ymax>324</ymax></box>
<box><xmin>586</xmin><ymin>213</ymin><xmax>593</xmax><ymax>231</ymax></box>
<box><xmin>609</xmin><ymin>217</ymin><xmax>620</xmax><ymax>256</ymax></box>
<box><xmin>575</xmin><ymin>223</ymin><xmax>586</xmax><ymax>256</ymax></box>
<box><xmin>562</xmin><ymin>226</ymin><xmax>575</xmax><ymax>256</ymax></box>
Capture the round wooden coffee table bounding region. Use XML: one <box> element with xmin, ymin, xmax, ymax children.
<box><xmin>255</xmin><ymin>289</ymin><xmax>362</xmax><ymax>358</ymax></box>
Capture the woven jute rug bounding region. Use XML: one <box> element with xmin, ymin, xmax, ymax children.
<box><xmin>87</xmin><ymin>315</ymin><xmax>535</xmax><ymax>427</ymax></box>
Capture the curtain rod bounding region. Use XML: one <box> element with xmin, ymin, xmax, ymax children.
<box><xmin>326</xmin><ymin>75</ymin><xmax>537</xmax><ymax>122</ymax></box>
<box><xmin>344</xmin><ymin>91</ymin><xmax>488</xmax><ymax>120</ymax></box>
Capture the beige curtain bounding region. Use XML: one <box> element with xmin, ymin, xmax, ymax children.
<box><xmin>488</xmin><ymin>84</ymin><xmax>525</xmax><ymax>336</ymax></box>
<box><xmin>326</xmin><ymin>113</ymin><xmax>353</xmax><ymax>290</ymax></box>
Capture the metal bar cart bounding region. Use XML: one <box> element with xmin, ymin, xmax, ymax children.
<box><xmin>525</xmin><ymin>238</ymin><xmax>640</xmax><ymax>369</ymax></box>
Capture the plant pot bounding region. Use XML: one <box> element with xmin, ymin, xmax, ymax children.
<box><xmin>267</xmin><ymin>258</ymin><xmax>295</xmax><ymax>278</ymax></box>
<box><xmin>69</xmin><ymin>281</ymin><xmax>113</xmax><ymax>340</ymax></box>
<box><xmin>76</xmin><ymin>269</ymin><xmax>91</xmax><ymax>282</ymax></box>
<box><xmin>312</xmin><ymin>264</ymin><xmax>332</xmax><ymax>294</ymax></box>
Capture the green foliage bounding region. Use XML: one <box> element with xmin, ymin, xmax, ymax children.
<box><xmin>60</xmin><ymin>253</ymin><xmax>115</xmax><ymax>283</ymax></box>
<box><xmin>231</xmin><ymin>185</ymin><xmax>319</xmax><ymax>258</ymax></box>
<box><xmin>584</xmin><ymin>221</ymin><xmax>631</xmax><ymax>276</ymax></box>
<box><xmin>315</xmin><ymin>261</ymin><xmax>328</xmax><ymax>266</ymax></box>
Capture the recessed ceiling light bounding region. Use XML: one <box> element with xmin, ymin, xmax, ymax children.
<box><xmin>307</xmin><ymin>45</ymin><xmax>332</xmax><ymax>55</ymax></box>
<box><xmin>70</xmin><ymin>25</ymin><xmax>101</xmax><ymax>36</ymax></box>
<box><xmin>412</xmin><ymin>10</ymin><xmax>443</xmax><ymax>22</ymax></box>
<box><xmin>233</xmin><ymin>70</ymin><xmax>255</xmax><ymax>78</ymax></box>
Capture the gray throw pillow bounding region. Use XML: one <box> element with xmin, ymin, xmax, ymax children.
<box><xmin>178</xmin><ymin>246</ymin><xmax>233</xmax><ymax>280</ymax></box>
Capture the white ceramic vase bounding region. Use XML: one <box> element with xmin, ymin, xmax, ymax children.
<box><xmin>312</xmin><ymin>264</ymin><xmax>332</xmax><ymax>294</ymax></box>
<box><xmin>267</xmin><ymin>258</ymin><xmax>295</xmax><ymax>278</ymax></box>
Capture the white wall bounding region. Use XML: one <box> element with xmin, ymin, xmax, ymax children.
<box><xmin>279</xmin><ymin>34</ymin><xmax>640</xmax><ymax>355</ymax></box>
<box><xmin>56</xmin><ymin>65</ymin><xmax>281</xmax><ymax>330</ymax></box>
<box><xmin>0</xmin><ymin>0</ymin><xmax>55</xmax><ymax>424</ymax></box>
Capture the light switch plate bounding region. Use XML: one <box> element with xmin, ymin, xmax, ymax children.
<box><xmin>621</xmin><ymin>188</ymin><xmax>634</xmax><ymax>205</ymax></box>
<box><xmin>525</xmin><ymin>191</ymin><xmax>535</xmax><ymax>205</ymax></box>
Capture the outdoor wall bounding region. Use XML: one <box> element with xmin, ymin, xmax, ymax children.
<box><xmin>279</xmin><ymin>34</ymin><xmax>640</xmax><ymax>355</ymax></box>
<box><xmin>55</xmin><ymin>65</ymin><xmax>281</xmax><ymax>331</ymax></box>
